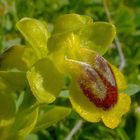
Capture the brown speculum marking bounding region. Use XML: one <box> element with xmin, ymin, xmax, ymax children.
<box><xmin>78</xmin><ymin>55</ymin><xmax>118</xmax><ymax>110</ymax></box>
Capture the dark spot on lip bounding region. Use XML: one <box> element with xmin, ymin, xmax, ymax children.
<box><xmin>78</xmin><ymin>58</ymin><xmax>118</xmax><ymax>110</ymax></box>
<box><xmin>95</xmin><ymin>55</ymin><xmax>116</xmax><ymax>86</ymax></box>
<box><xmin>95</xmin><ymin>67</ymin><xmax>118</xmax><ymax>110</ymax></box>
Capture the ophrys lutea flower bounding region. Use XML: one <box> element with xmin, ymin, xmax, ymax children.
<box><xmin>65</xmin><ymin>48</ymin><xmax>130</xmax><ymax>129</ymax></box>
<box><xmin>16</xmin><ymin>14</ymin><xmax>131</xmax><ymax>129</ymax></box>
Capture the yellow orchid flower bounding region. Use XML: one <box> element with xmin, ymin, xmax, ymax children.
<box><xmin>15</xmin><ymin>14</ymin><xmax>131</xmax><ymax>129</ymax></box>
<box><xmin>65</xmin><ymin>48</ymin><xmax>130</xmax><ymax>129</ymax></box>
<box><xmin>48</xmin><ymin>14</ymin><xmax>131</xmax><ymax>129</ymax></box>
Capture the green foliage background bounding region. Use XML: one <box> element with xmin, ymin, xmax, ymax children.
<box><xmin>0</xmin><ymin>0</ymin><xmax>140</xmax><ymax>140</ymax></box>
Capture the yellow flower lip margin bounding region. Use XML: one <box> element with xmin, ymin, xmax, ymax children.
<box><xmin>68</xmin><ymin>59</ymin><xmax>131</xmax><ymax>129</ymax></box>
<box><xmin>65</xmin><ymin>49</ymin><xmax>131</xmax><ymax>129</ymax></box>
<box><xmin>70</xmin><ymin>90</ymin><xmax>130</xmax><ymax>129</ymax></box>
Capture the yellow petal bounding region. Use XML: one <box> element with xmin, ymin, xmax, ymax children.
<box><xmin>27</xmin><ymin>67</ymin><xmax>56</xmax><ymax>104</ymax></box>
<box><xmin>101</xmin><ymin>93</ymin><xmax>131</xmax><ymax>129</ymax></box>
<box><xmin>70</xmin><ymin>80</ymin><xmax>101</xmax><ymax>122</ymax></box>
<box><xmin>53</xmin><ymin>14</ymin><xmax>93</xmax><ymax>34</ymax></box>
<box><xmin>27</xmin><ymin>57</ymin><xmax>64</xmax><ymax>104</ymax></box>
<box><xmin>22</xmin><ymin>46</ymin><xmax>38</xmax><ymax>68</ymax></box>
<box><xmin>110</xmin><ymin>65</ymin><xmax>127</xmax><ymax>90</ymax></box>
<box><xmin>48</xmin><ymin>33</ymin><xmax>81</xmax><ymax>73</ymax></box>
<box><xmin>16</xmin><ymin>18</ymin><xmax>48</xmax><ymax>59</ymax></box>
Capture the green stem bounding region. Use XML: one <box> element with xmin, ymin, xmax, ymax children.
<box><xmin>135</xmin><ymin>115</ymin><xmax>140</xmax><ymax>140</ymax></box>
<box><xmin>65</xmin><ymin>120</ymin><xmax>83</xmax><ymax>140</ymax></box>
<box><xmin>103</xmin><ymin>0</ymin><xmax>126</xmax><ymax>71</ymax></box>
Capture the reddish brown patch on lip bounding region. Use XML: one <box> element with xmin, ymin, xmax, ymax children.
<box><xmin>96</xmin><ymin>67</ymin><xmax>118</xmax><ymax>110</ymax></box>
<box><xmin>78</xmin><ymin>56</ymin><xmax>118</xmax><ymax>110</ymax></box>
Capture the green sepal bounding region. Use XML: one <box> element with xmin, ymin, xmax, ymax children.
<box><xmin>7</xmin><ymin>90</ymin><xmax>38</xmax><ymax>140</ymax></box>
<box><xmin>27</xmin><ymin>57</ymin><xmax>65</xmax><ymax>104</ymax></box>
<box><xmin>51</xmin><ymin>14</ymin><xmax>116</xmax><ymax>55</ymax></box>
<box><xmin>77</xmin><ymin>22</ymin><xmax>116</xmax><ymax>55</ymax></box>
<box><xmin>22</xmin><ymin>46</ymin><xmax>39</xmax><ymax>68</ymax></box>
<box><xmin>0</xmin><ymin>93</ymin><xmax>16</xmax><ymax>126</ymax></box>
<box><xmin>0</xmin><ymin>71</ymin><xmax>27</xmax><ymax>92</ymax></box>
<box><xmin>0</xmin><ymin>93</ymin><xmax>16</xmax><ymax>140</ymax></box>
<box><xmin>53</xmin><ymin>14</ymin><xmax>93</xmax><ymax>34</ymax></box>
<box><xmin>33</xmin><ymin>105</ymin><xmax>71</xmax><ymax>132</ymax></box>
<box><xmin>48</xmin><ymin>14</ymin><xmax>92</xmax><ymax>53</ymax></box>
<box><xmin>16</xmin><ymin>18</ymin><xmax>49</xmax><ymax>59</ymax></box>
<box><xmin>0</xmin><ymin>45</ymin><xmax>27</xmax><ymax>71</ymax></box>
<box><xmin>48</xmin><ymin>33</ymin><xmax>81</xmax><ymax>73</ymax></box>
<box><xmin>9</xmin><ymin>107</ymin><xmax>39</xmax><ymax>140</ymax></box>
<box><xmin>16</xmin><ymin>87</ymin><xmax>37</xmax><ymax>112</ymax></box>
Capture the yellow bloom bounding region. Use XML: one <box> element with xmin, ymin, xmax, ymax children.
<box><xmin>15</xmin><ymin>14</ymin><xmax>131</xmax><ymax>129</ymax></box>
<box><xmin>68</xmin><ymin>58</ymin><xmax>131</xmax><ymax>129</ymax></box>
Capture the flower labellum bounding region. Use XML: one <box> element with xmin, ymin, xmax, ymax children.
<box><xmin>78</xmin><ymin>55</ymin><xmax>118</xmax><ymax>110</ymax></box>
